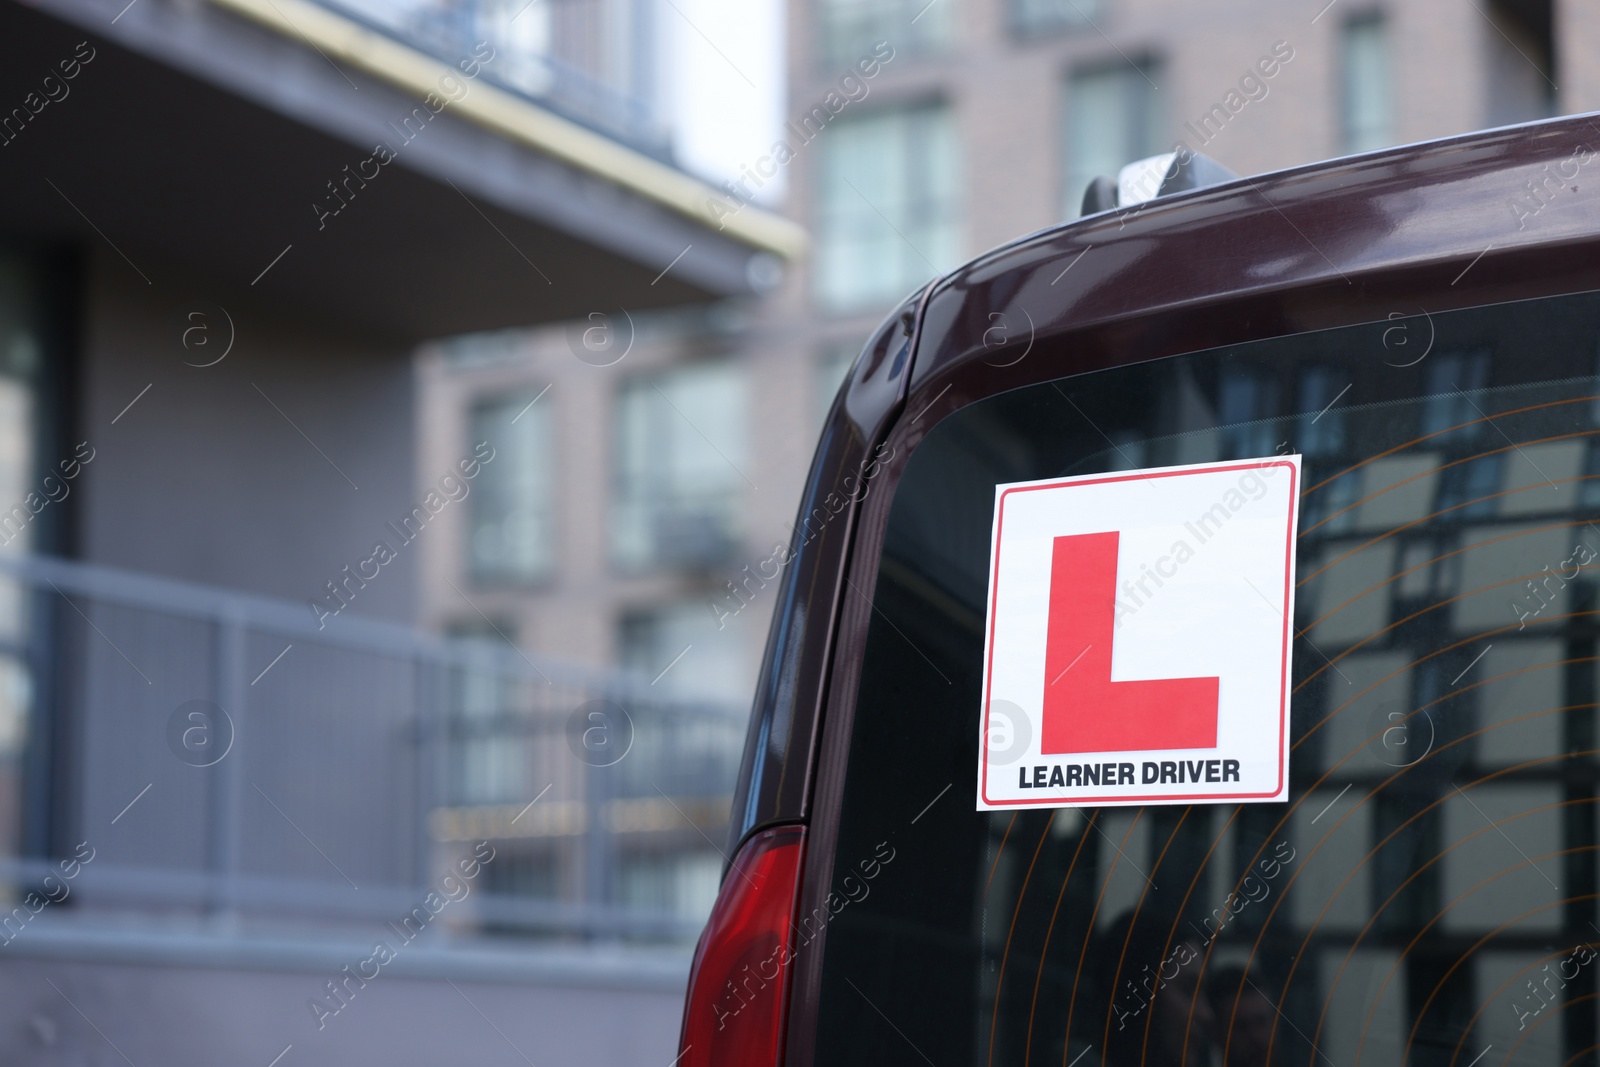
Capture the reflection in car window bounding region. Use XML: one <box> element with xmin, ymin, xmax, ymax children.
<box><xmin>813</xmin><ymin>289</ymin><xmax>1600</xmax><ymax>1066</ymax></box>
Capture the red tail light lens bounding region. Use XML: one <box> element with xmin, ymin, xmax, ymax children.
<box><xmin>677</xmin><ymin>824</ymin><xmax>807</xmax><ymax>1067</ymax></box>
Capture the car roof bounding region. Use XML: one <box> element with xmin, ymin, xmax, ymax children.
<box><xmin>911</xmin><ymin>111</ymin><xmax>1600</xmax><ymax>395</ymax></box>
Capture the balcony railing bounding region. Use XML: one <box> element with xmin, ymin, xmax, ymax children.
<box><xmin>310</xmin><ymin>0</ymin><xmax>671</xmax><ymax>158</ymax></box>
<box><xmin>0</xmin><ymin>552</ymin><xmax>745</xmax><ymax>950</ymax></box>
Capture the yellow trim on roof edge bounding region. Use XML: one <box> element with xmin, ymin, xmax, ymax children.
<box><xmin>204</xmin><ymin>0</ymin><xmax>806</xmax><ymax>260</ymax></box>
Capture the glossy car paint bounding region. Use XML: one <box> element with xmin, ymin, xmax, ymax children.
<box><xmin>717</xmin><ymin>114</ymin><xmax>1600</xmax><ymax>1066</ymax></box>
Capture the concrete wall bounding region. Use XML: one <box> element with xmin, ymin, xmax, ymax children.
<box><xmin>77</xmin><ymin>248</ymin><xmax>420</xmax><ymax>624</ymax></box>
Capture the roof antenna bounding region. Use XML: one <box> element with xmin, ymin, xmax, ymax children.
<box><xmin>1079</xmin><ymin>151</ymin><xmax>1239</xmax><ymax>216</ymax></box>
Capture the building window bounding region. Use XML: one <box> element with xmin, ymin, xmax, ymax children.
<box><xmin>1218</xmin><ymin>368</ymin><xmax>1280</xmax><ymax>459</ymax></box>
<box><xmin>1482</xmin><ymin>0</ymin><xmax>1554</xmax><ymax>128</ymax></box>
<box><xmin>815</xmin><ymin>104</ymin><xmax>961</xmax><ymax>313</ymax></box>
<box><xmin>619</xmin><ymin>600</ymin><xmax>748</xmax><ymax>704</ymax></box>
<box><xmin>1435</xmin><ymin>454</ymin><xmax>1503</xmax><ymax>520</ymax></box>
<box><xmin>438</xmin><ymin>329</ymin><xmax>528</xmax><ymax>370</ymax></box>
<box><xmin>0</xmin><ymin>248</ymin><xmax>53</xmax><ymax>866</ymax></box>
<box><xmin>619</xmin><ymin>851</ymin><xmax>723</xmax><ymax>923</ymax></box>
<box><xmin>1580</xmin><ymin>437</ymin><xmax>1600</xmax><ymax>510</ymax></box>
<box><xmin>1340</xmin><ymin>15</ymin><xmax>1392</xmax><ymax>153</ymax></box>
<box><xmin>1298</xmin><ymin>366</ymin><xmax>1348</xmax><ymax>457</ymax></box>
<box><xmin>614</xmin><ymin>362</ymin><xmax>746</xmax><ymax>570</ymax></box>
<box><xmin>441</xmin><ymin>618</ymin><xmax>526</xmax><ymax>807</ymax></box>
<box><xmin>1012</xmin><ymin>0</ymin><xmax>1099</xmax><ymax>37</ymax></box>
<box><xmin>1420</xmin><ymin>350</ymin><xmax>1492</xmax><ymax>442</ymax></box>
<box><xmin>1063</xmin><ymin>61</ymin><xmax>1164</xmax><ymax>219</ymax></box>
<box><xmin>0</xmin><ymin>253</ymin><xmax>44</xmax><ymax>559</ymax></box>
<box><xmin>409</xmin><ymin>0</ymin><xmax>664</xmax><ymax>149</ymax></box>
<box><xmin>478</xmin><ymin>842</ymin><xmax>561</xmax><ymax>901</ymax></box>
<box><xmin>468</xmin><ymin>392</ymin><xmax>556</xmax><ymax>583</ymax></box>
<box><xmin>816</xmin><ymin>0</ymin><xmax>950</xmax><ymax>69</ymax></box>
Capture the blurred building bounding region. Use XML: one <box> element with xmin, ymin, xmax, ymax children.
<box><xmin>0</xmin><ymin>0</ymin><xmax>798</xmax><ymax>1062</ymax></box>
<box><xmin>417</xmin><ymin>0</ymin><xmax>1600</xmax><ymax>909</ymax></box>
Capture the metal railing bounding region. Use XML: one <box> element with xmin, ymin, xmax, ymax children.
<box><xmin>0</xmin><ymin>552</ymin><xmax>745</xmax><ymax>947</ymax></box>
<box><xmin>310</xmin><ymin>0</ymin><xmax>670</xmax><ymax>157</ymax></box>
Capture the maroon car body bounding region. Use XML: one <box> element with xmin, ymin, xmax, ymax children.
<box><xmin>687</xmin><ymin>113</ymin><xmax>1600</xmax><ymax>1067</ymax></box>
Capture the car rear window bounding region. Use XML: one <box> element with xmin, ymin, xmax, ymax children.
<box><xmin>813</xmin><ymin>288</ymin><xmax>1600</xmax><ymax>1067</ymax></box>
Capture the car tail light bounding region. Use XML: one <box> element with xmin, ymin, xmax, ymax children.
<box><xmin>676</xmin><ymin>824</ymin><xmax>807</xmax><ymax>1067</ymax></box>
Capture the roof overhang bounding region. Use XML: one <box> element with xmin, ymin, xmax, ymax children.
<box><xmin>0</xmin><ymin>0</ymin><xmax>804</xmax><ymax>341</ymax></box>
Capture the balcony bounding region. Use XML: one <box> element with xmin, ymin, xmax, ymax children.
<box><xmin>0</xmin><ymin>551</ymin><xmax>745</xmax><ymax>963</ymax></box>
<box><xmin>613</xmin><ymin>496</ymin><xmax>743</xmax><ymax>572</ymax></box>
<box><xmin>312</xmin><ymin>0</ymin><xmax>670</xmax><ymax>158</ymax></box>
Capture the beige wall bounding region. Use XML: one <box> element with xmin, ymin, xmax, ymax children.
<box><xmin>415</xmin><ymin>314</ymin><xmax>779</xmax><ymax>694</ymax></box>
<box><xmin>1558</xmin><ymin>0</ymin><xmax>1600</xmax><ymax>115</ymax></box>
<box><xmin>79</xmin><ymin>249</ymin><xmax>420</xmax><ymax>622</ymax></box>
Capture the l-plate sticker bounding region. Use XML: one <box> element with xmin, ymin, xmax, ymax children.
<box><xmin>977</xmin><ymin>455</ymin><xmax>1300</xmax><ymax>809</ymax></box>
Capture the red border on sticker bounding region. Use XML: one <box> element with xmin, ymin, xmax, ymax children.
<box><xmin>979</xmin><ymin>458</ymin><xmax>1299</xmax><ymax>807</ymax></box>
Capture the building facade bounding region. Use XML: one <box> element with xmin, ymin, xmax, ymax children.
<box><xmin>0</xmin><ymin>0</ymin><xmax>796</xmax><ymax>1061</ymax></box>
<box><xmin>418</xmin><ymin>0</ymin><xmax>1600</xmax><ymax>895</ymax></box>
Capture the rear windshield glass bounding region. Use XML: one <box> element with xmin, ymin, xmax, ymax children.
<box><xmin>814</xmin><ymin>289</ymin><xmax>1600</xmax><ymax>1067</ymax></box>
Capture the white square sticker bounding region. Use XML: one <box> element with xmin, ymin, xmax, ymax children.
<box><xmin>977</xmin><ymin>455</ymin><xmax>1300</xmax><ymax>809</ymax></box>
